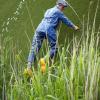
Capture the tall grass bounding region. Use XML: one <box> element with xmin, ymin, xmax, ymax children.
<box><xmin>0</xmin><ymin>19</ymin><xmax>100</xmax><ymax>100</ymax></box>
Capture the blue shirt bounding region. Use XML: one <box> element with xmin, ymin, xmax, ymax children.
<box><xmin>36</xmin><ymin>6</ymin><xmax>75</xmax><ymax>33</ymax></box>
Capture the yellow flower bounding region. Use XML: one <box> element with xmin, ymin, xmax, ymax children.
<box><xmin>40</xmin><ymin>58</ymin><xmax>46</xmax><ymax>66</ymax></box>
<box><xmin>23</xmin><ymin>68</ymin><xmax>33</xmax><ymax>77</ymax></box>
<box><xmin>41</xmin><ymin>65</ymin><xmax>46</xmax><ymax>73</ymax></box>
<box><xmin>39</xmin><ymin>58</ymin><xmax>46</xmax><ymax>73</ymax></box>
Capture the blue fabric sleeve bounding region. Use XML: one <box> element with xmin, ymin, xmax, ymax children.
<box><xmin>59</xmin><ymin>12</ymin><xmax>75</xmax><ymax>28</ymax></box>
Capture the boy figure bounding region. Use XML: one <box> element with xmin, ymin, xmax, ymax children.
<box><xmin>25</xmin><ymin>0</ymin><xmax>79</xmax><ymax>75</ymax></box>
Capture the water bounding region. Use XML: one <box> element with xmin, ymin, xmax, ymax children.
<box><xmin>0</xmin><ymin>0</ymin><xmax>100</xmax><ymax>55</ymax></box>
<box><xmin>1</xmin><ymin>0</ymin><xmax>25</xmax><ymax>33</ymax></box>
<box><xmin>67</xmin><ymin>1</ymin><xmax>83</xmax><ymax>25</ymax></box>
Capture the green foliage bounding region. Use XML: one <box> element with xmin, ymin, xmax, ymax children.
<box><xmin>0</xmin><ymin>21</ymin><xmax>100</xmax><ymax>100</ymax></box>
